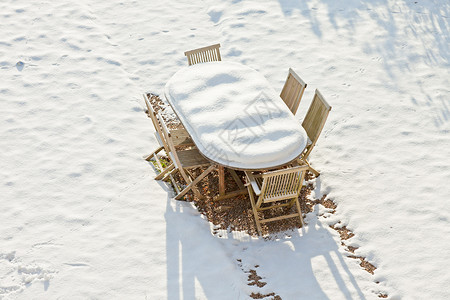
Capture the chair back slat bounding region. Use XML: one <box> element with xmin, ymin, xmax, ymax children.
<box><xmin>301</xmin><ymin>89</ymin><xmax>332</xmax><ymax>159</ymax></box>
<box><xmin>202</xmin><ymin>51</ymin><xmax>207</xmax><ymax>62</ymax></box>
<box><xmin>259</xmin><ymin>166</ymin><xmax>307</xmax><ymax>202</ymax></box>
<box><xmin>278</xmin><ymin>173</ymin><xmax>286</xmax><ymax>197</ymax></box>
<box><xmin>271</xmin><ymin>176</ymin><xmax>278</xmax><ymax>198</ymax></box>
<box><xmin>280</xmin><ymin>68</ymin><xmax>307</xmax><ymax>115</ymax></box>
<box><xmin>215</xmin><ymin>46</ymin><xmax>222</xmax><ymax>61</ymax></box>
<box><xmin>185</xmin><ymin>44</ymin><xmax>221</xmax><ymax>66</ymax></box>
<box><xmin>259</xmin><ymin>176</ymin><xmax>269</xmax><ymax>200</ymax></box>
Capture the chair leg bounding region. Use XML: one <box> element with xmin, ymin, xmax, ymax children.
<box><xmin>294</xmin><ymin>196</ymin><xmax>304</xmax><ymax>227</ymax></box>
<box><xmin>155</xmin><ymin>163</ymin><xmax>174</xmax><ymax>180</ymax></box>
<box><xmin>162</xmin><ymin>167</ymin><xmax>177</xmax><ymax>182</ymax></box>
<box><xmin>305</xmin><ymin>160</ymin><xmax>320</xmax><ymax>177</ymax></box>
<box><xmin>164</xmin><ymin>167</ymin><xmax>203</xmax><ymax>199</ymax></box>
<box><xmin>168</xmin><ymin>174</ymin><xmax>181</xmax><ymax>195</ymax></box>
<box><xmin>175</xmin><ymin>162</ymin><xmax>206</xmax><ymax>200</ymax></box>
<box><xmin>247</xmin><ymin>186</ymin><xmax>262</xmax><ymax>235</ymax></box>
<box><xmin>175</xmin><ymin>165</ymin><xmax>215</xmax><ymax>200</ymax></box>
<box><xmin>287</xmin><ymin>198</ymin><xmax>296</xmax><ymax>209</ymax></box>
<box><xmin>144</xmin><ymin>146</ymin><xmax>164</xmax><ymax>161</ymax></box>
<box><xmin>186</xmin><ymin>169</ymin><xmax>205</xmax><ymax>200</ymax></box>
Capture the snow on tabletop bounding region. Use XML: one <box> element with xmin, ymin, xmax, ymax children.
<box><xmin>165</xmin><ymin>61</ymin><xmax>308</xmax><ymax>169</ymax></box>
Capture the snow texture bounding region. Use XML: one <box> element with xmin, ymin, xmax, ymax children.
<box><xmin>1</xmin><ymin>0</ymin><xmax>449</xmax><ymax>299</ymax></box>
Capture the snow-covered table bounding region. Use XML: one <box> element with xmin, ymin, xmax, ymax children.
<box><xmin>165</xmin><ymin>61</ymin><xmax>308</xmax><ymax>169</ymax></box>
<box><xmin>165</xmin><ymin>61</ymin><xmax>308</xmax><ymax>198</ymax></box>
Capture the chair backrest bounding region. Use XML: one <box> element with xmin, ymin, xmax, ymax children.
<box><xmin>184</xmin><ymin>43</ymin><xmax>221</xmax><ymax>66</ymax></box>
<box><xmin>143</xmin><ymin>94</ymin><xmax>158</xmax><ymax>129</ymax></box>
<box><xmin>157</xmin><ymin>112</ymin><xmax>189</xmax><ymax>178</ymax></box>
<box><xmin>157</xmin><ymin>111</ymin><xmax>193</xmax><ymax>185</ymax></box>
<box><xmin>143</xmin><ymin>94</ymin><xmax>152</xmax><ymax>116</ymax></box>
<box><xmin>259</xmin><ymin>166</ymin><xmax>308</xmax><ymax>203</ymax></box>
<box><xmin>301</xmin><ymin>89</ymin><xmax>332</xmax><ymax>159</ymax></box>
<box><xmin>143</xmin><ymin>94</ymin><xmax>169</xmax><ymax>152</ymax></box>
<box><xmin>280</xmin><ymin>68</ymin><xmax>307</xmax><ymax>115</ymax></box>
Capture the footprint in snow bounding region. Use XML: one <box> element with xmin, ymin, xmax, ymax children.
<box><xmin>16</xmin><ymin>61</ymin><xmax>24</xmax><ymax>71</ymax></box>
<box><xmin>0</xmin><ymin>251</ymin><xmax>56</xmax><ymax>296</ymax></box>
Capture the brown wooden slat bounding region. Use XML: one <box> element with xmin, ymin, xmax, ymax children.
<box><xmin>258</xmin><ymin>202</ymin><xmax>291</xmax><ymax>211</ymax></box>
<box><xmin>175</xmin><ymin>165</ymin><xmax>216</xmax><ymax>200</ymax></box>
<box><xmin>260</xmin><ymin>213</ymin><xmax>301</xmax><ymax>223</ymax></box>
<box><xmin>155</xmin><ymin>163</ymin><xmax>174</xmax><ymax>180</ymax></box>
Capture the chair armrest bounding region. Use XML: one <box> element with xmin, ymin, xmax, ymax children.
<box><xmin>245</xmin><ymin>171</ymin><xmax>261</xmax><ymax>196</ymax></box>
<box><xmin>154</xmin><ymin>132</ymin><xmax>164</xmax><ymax>148</ymax></box>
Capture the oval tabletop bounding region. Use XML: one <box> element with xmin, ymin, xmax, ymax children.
<box><xmin>164</xmin><ymin>61</ymin><xmax>307</xmax><ymax>170</ymax></box>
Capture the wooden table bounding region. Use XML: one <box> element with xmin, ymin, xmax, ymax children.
<box><xmin>165</xmin><ymin>61</ymin><xmax>308</xmax><ymax>199</ymax></box>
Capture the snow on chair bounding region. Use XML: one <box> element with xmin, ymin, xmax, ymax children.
<box><xmin>298</xmin><ymin>89</ymin><xmax>332</xmax><ymax>177</ymax></box>
<box><xmin>245</xmin><ymin>165</ymin><xmax>309</xmax><ymax>236</ymax></box>
<box><xmin>280</xmin><ymin>68</ymin><xmax>307</xmax><ymax>115</ymax></box>
<box><xmin>184</xmin><ymin>43</ymin><xmax>221</xmax><ymax>66</ymax></box>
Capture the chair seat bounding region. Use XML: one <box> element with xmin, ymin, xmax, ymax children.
<box><xmin>170</xmin><ymin>149</ymin><xmax>210</xmax><ymax>169</ymax></box>
<box><xmin>171</xmin><ymin>128</ymin><xmax>195</xmax><ymax>147</ymax></box>
<box><xmin>247</xmin><ymin>172</ymin><xmax>302</xmax><ymax>200</ymax></box>
<box><xmin>155</xmin><ymin>129</ymin><xmax>194</xmax><ymax>151</ymax></box>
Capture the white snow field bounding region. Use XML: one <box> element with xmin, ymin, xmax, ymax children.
<box><xmin>1</xmin><ymin>0</ymin><xmax>448</xmax><ymax>299</ymax></box>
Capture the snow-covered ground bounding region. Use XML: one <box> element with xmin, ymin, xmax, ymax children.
<box><xmin>1</xmin><ymin>0</ymin><xmax>448</xmax><ymax>299</ymax></box>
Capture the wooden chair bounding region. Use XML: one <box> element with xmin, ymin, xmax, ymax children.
<box><xmin>245</xmin><ymin>165</ymin><xmax>309</xmax><ymax>236</ymax></box>
<box><xmin>143</xmin><ymin>94</ymin><xmax>194</xmax><ymax>180</ymax></box>
<box><xmin>184</xmin><ymin>43</ymin><xmax>221</xmax><ymax>66</ymax></box>
<box><xmin>280</xmin><ymin>68</ymin><xmax>307</xmax><ymax>115</ymax></box>
<box><xmin>298</xmin><ymin>89</ymin><xmax>332</xmax><ymax>177</ymax></box>
<box><xmin>158</xmin><ymin>112</ymin><xmax>215</xmax><ymax>200</ymax></box>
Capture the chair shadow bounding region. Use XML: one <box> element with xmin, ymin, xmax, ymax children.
<box><xmin>222</xmin><ymin>206</ymin><xmax>367</xmax><ymax>300</ymax></box>
<box><xmin>164</xmin><ymin>184</ymin><xmax>368</xmax><ymax>299</ymax></box>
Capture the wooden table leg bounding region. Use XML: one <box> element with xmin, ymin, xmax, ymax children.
<box><xmin>213</xmin><ymin>167</ymin><xmax>248</xmax><ymax>201</ymax></box>
<box><xmin>218</xmin><ymin>166</ymin><xmax>225</xmax><ymax>196</ymax></box>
